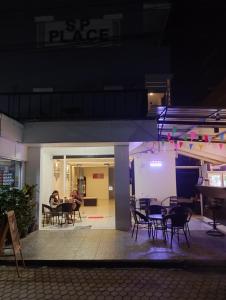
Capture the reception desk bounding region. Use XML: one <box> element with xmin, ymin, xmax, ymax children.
<box><xmin>83</xmin><ymin>197</ymin><xmax>97</xmax><ymax>206</ymax></box>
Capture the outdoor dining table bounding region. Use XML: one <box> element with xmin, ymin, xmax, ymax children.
<box><xmin>148</xmin><ymin>214</ymin><xmax>164</xmax><ymax>220</ymax></box>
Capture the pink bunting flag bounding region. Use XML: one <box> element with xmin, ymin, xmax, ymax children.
<box><xmin>167</xmin><ymin>132</ymin><xmax>171</xmax><ymax>141</ymax></box>
<box><xmin>189</xmin><ymin>143</ymin><xmax>193</xmax><ymax>150</ymax></box>
<box><xmin>190</xmin><ymin>131</ymin><xmax>197</xmax><ymax>141</ymax></box>
<box><xmin>203</xmin><ymin>135</ymin><xmax>208</xmax><ymax>142</ymax></box>
<box><xmin>174</xmin><ymin>142</ymin><xmax>178</xmax><ymax>150</ymax></box>
<box><xmin>179</xmin><ymin>141</ymin><xmax>183</xmax><ymax>148</ymax></box>
<box><xmin>219</xmin><ymin>143</ymin><xmax>224</xmax><ymax>150</ymax></box>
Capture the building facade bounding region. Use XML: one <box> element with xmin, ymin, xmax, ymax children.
<box><xmin>0</xmin><ymin>1</ymin><xmax>172</xmax><ymax>231</ymax></box>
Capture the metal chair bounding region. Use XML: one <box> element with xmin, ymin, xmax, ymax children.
<box><xmin>166</xmin><ymin>213</ymin><xmax>190</xmax><ymax>248</ymax></box>
<box><xmin>131</xmin><ymin>209</ymin><xmax>153</xmax><ymax>241</ymax></box>
<box><xmin>138</xmin><ymin>198</ymin><xmax>151</xmax><ymax>212</ymax></box>
<box><xmin>72</xmin><ymin>203</ymin><xmax>82</xmax><ymax>221</ymax></box>
<box><xmin>42</xmin><ymin>204</ymin><xmax>55</xmax><ymax>226</ymax></box>
<box><xmin>169</xmin><ymin>205</ymin><xmax>192</xmax><ymax>236</ymax></box>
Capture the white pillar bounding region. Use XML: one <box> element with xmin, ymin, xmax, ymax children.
<box><xmin>25</xmin><ymin>146</ymin><xmax>41</xmax><ymax>228</ymax></box>
<box><xmin>114</xmin><ymin>144</ymin><xmax>131</xmax><ymax>231</ymax></box>
<box><xmin>63</xmin><ymin>155</ymin><xmax>66</xmax><ymax>196</ymax></box>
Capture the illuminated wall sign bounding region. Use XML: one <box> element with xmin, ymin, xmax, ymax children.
<box><xmin>36</xmin><ymin>18</ymin><xmax>121</xmax><ymax>47</ymax></box>
<box><xmin>150</xmin><ymin>161</ymin><xmax>162</xmax><ymax>167</ymax></box>
<box><xmin>93</xmin><ymin>173</ymin><xmax>104</xmax><ymax>179</ymax></box>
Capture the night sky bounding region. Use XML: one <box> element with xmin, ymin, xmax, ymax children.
<box><xmin>166</xmin><ymin>0</ymin><xmax>226</xmax><ymax>105</ymax></box>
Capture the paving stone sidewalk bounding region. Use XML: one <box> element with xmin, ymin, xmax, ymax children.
<box><xmin>0</xmin><ymin>266</ymin><xmax>226</xmax><ymax>299</ymax></box>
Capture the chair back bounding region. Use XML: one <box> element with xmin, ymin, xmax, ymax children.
<box><xmin>170</xmin><ymin>213</ymin><xmax>187</xmax><ymax>228</ymax></box>
<box><xmin>139</xmin><ymin>198</ymin><xmax>151</xmax><ymax>210</ymax></box>
<box><xmin>42</xmin><ymin>204</ymin><xmax>51</xmax><ymax>213</ymax></box>
<box><xmin>170</xmin><ymin>205</ymin><xmax>187</xmax><ymax>215</ymax></box>
<box><xmin>148</xmin><ymin>205</ymin><xmax>163</xmax><ymax>215</ymax></box>
<box><xmin>169</xmin><ymin>196</ymin><xmax>178</xmax><ymax>207</ymax></box>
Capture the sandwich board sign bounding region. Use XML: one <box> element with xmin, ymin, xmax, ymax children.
<box><xmin>0</xmin><ymin>211</ymin><xmax>25</xmax><ymax>277</ymax></box>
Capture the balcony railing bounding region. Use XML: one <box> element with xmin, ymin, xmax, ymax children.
<box><xmin>0</xmin><ymin>89</ymin><xmax>148</xmax><ymax>122</ymax></box>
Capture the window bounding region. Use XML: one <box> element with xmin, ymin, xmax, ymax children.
<box><xmin>0</xmin><ymin>159</ymin><xmax>22</xmax><ymax>188</ymax></box>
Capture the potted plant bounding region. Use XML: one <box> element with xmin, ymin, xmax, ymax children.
<box><xmin>0</xmin><ymin>184</ymin><xmax>36</xmax><ymax>238</ymax></box>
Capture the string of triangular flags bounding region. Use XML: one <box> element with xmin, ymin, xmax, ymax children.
<box><xmin>165</xmin><ymin>128</ymin><xmax>225</xmax><ymax>151</ymax></box>
<box><xmin>164</xmin><ymin>140</ymin><xmax>225</xmax><ymax>151</ymax></box>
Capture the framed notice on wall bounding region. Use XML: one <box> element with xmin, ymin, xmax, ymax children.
<box><xmin>93</xmin><ymin>173</ymin><xmax>104</xmax><ymax>179</ymax></box>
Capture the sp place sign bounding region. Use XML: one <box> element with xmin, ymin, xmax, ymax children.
<box><xmin>37</xmin><ymin>18</ymin><xmax>121</xmax><ymax>47</ymax></box>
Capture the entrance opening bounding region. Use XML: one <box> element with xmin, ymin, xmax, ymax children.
<box><xmin>41</xmin><ymin>149</ymin><xmax>115</xmax><ymax>230</ymax></box>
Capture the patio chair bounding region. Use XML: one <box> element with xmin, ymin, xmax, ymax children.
<box><xmin>169</xmin><ymin>205</ymin><xmax>192</xmax><ymax>236</ymax></box>
<box><xmin>138</xmin><ymin>198</ymin><xmax>151</xmax><ymax>212</ymax></box>
<box><xmin>131</xmin><ymin>209</ymin><xmax>153</xmax><ymax>241</ymax></box>
<box><xmin>72</xmin><ymin>203</ymin><xmax>82</xmax><ymax>221</ymax></box>
<box><xmin>166</xmin><ymin>212</ymin><xmax>190</xmax><ymax>248</ymax></box>
<box><xmin>42</xmin><ymin>204</ymin><xmax>54</xmax><ymax>227</ymax></box>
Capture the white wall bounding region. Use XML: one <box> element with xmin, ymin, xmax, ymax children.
<box><xmin>40</xmin><ymin>148</ymin><xmax>54</xmax><ymax>207</ymax></box>
<box><xmin>0</xmin><ymin>114</ymin><xmax>24</xmax><ymax>142</ymax></box>
<box><xmin>0</xmin><ymin>136</ymin><xmax>27</xmax><ymax>161</ymax></box>
<box><xmin>84</xmin><ymin>167</ymin><xmax>109</xmax><ymax>202</ymax></box>
<box><xmin>39</xmin><ymin>146</ymin><xmax>114</xmax><ymax>157</ymax></box>
<box><xmin>0</xmin><ymin>114</ymin><xmax>26</xmax><ymax>161</ymax></box>
<box><xmin>25</xmin><ymin>147</ymin><xmax>41</xmax><ymax>225</ymax></box>
<box><xmin>23</xmin><ymin>120</ymin><xmax>157</xmax><ymax>143</ymax></box>
<box><xmin>134</xmin><ymin>149</ymin><xmax>177</xmax><ymax>204</ymax></box>
<box><xmin>52</xmin><ymin>159</ymin><xmax>64</xmax><ymax>198</ymax></box>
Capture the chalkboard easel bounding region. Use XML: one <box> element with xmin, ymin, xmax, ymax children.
<box><xmin>0</xmin><ymin>210</ymin><xmax>25</xmax><ymax>277</ymax></box>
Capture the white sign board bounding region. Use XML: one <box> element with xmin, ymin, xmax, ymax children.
<box><xmin>37</xmin><ymin>18</ymin><xmax>120</xmax><ymax>47</ymax></box>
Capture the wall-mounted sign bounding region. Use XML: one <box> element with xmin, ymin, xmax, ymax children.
<box><xmin>36</xmin><ymin>18</ymin><xmax>121</xmax><ymax>48</ymax></box>
<box><xmin>93</xmin><ymin>173</ymin><xmax>104</xmax><ymax>179</ymax></box>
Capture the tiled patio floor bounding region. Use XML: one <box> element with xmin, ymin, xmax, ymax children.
<box><xmin>1</xmin><ymin>266</ymin><xmax>226</xmax><ymax>299</ymax></box>
<box><xmin>3</xmin><ymin>216</ymin><xmax>224</xmax><ymax>263</ymax></box>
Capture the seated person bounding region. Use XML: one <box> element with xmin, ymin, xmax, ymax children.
<box><xmin>70</xmin><ymin>190</ymin><xmax>82</xmax><ymax>210</ymax></box>
<box><xmin>49</xmin><ymin>190</ymin><xmax>61</xmax><ymax>210</ymax></box>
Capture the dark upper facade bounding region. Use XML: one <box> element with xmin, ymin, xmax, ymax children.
<box><xmin>0</xmin><ymin>0</ymin><xmax>171</xmax><ymax>121</ymax></box>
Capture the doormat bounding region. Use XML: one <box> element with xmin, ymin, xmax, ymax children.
<box><xmin>88</xmin><ymin>216</ymin><xmax>104</xmax><ymax>219</ymax></box>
